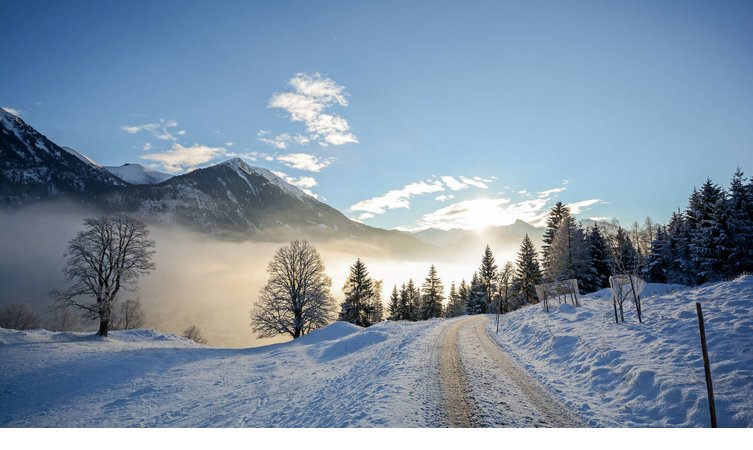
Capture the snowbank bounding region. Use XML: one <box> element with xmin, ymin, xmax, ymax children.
<box><xmin>487</xmin><ymin>276</ymin><xmax>753</xmax><ymax>427</ymax></box>
<box><xmin>0</xmin><ymin>319</ymin><xmax>445</xmax><ymax>427</ymax></box>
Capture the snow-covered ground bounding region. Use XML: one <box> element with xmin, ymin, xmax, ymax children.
<box><xmin>487</xmin><ymin>275</ymin><xmax>753</xmax><ymax>427</ymax></box>
<box><xmin>0</xmin><ymin>321</ymin><xmax>445</xmax><ymax>427</ymax></box>
<box><xmin>2</xmin><ymin>277</ymin><xmax>752</xmax><ymax>428</ymax></box>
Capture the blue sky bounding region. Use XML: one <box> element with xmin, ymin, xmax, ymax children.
<box><xmin>3</xmin><ymin>0</ymin><xmax>752</xmax><ymax>231</ymax></box>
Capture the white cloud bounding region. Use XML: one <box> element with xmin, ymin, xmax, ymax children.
<box><xmin>538</xmin><ymin>187</ymin><xmax>566</xmax><ymax>198</ymax></box>
<box><xmin>121</xmin><ymin>119</ymin><xmax>179</xmax><ymax>141</ymax></box>
<box><xmin>264</xmin><ymin>73</ymin><xmax>357</xmax><ymax>148</ymax></box>
<box><xmin>142</xmin><ymin>143</ymin><xmax>225</xmax><ymax>174</ymax></box>
<box><xmin>357</xmin><ymin>213</ymin><xmax>375</xmax><ymax>221</ymax></box>
<box><xmin>459</xmin><ymin>176</ymin><xmax>490</xmax><ymax>189</ymax></box>
<box><xmin>1</xmin><ymin>106</ymin><xmax>22</xmax><ymax>116</ymax></box>
<box><xmin>258</xmin><ymin>133</ymin><xmax>311</xmax><ymax>149</ymax></box>
<box><xmin>435</xmin><ymin>194</ymin><xmax>455</xmax><ymax>202</ymax></box>
<box><xmin>567</xmin><ymin>199</ymin><xmax>603</xmax><ymax>215</ymax></box>
<box><xmin>402</xmin><ymin>194</ymin><xmax>604</xmax><ymax>231</ymax></box>
<box><xmin>225</xmin><ymin>141</ymin><xmax>235</xmax><ymax>147</ymax></box>
<box><xmin>441</xmin><ymin>176</ymin><xmax>466</xmax><ymax>191</ymax></box>
<box><xmin>276</xmin><ymin>153</ymin><xmax>333</xmax><ymax>172</ymax></box>
<box><xmin>143</xmin><ymin>142</ymin><xmax>152</xmax><ymax>151</ymax></box>
<box><xmin>350</xmin><ymin>180</ymin><xmax>445</xmax><ymax>215</ymax></box>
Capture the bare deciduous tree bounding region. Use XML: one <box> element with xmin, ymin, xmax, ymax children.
<box><xmin>47</xmin><ymin>306</ymin><xmax>81</xmax><ymax>331</ymax></box>
<box><xmin>182</xmin><ymin>325</ymin><xmax>208</xmax><ymax>345</ymax></box>
<box><xmin>113</xmin><ymin>299</ymin><xmax>146</xmax><ymax>330</ymax></box>
<box><xmin>250</xmin><ymin>240</ymin><xmax>336</xmax><ymax>339</ymax></box>
<box><xmin>52</xmin><ymin>216</ymin><xmax>155</xmax><ymax>337</ymax></box>
<box><xmin>0</xmin><ymin>304</ymin><xmax>41</xmax><ymax>330</ymax></box>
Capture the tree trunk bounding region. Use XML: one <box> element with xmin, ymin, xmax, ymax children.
<box><xmin>97</xmin><ymin>319</ymin><xmax>109</xmax><ymax>337</ymax></box>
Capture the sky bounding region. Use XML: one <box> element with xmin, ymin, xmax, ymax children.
<box><xmin>2</xmin><ymin>0</ymin><xmax>753</xmax><ymax>231</ymax></box>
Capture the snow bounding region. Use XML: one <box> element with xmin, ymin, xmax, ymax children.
<box><xmin>0</xmin><ymin>320</ymin><xmax>445</xmax><ymax>427</ymax></box>
<box><xmin>486</xmin><ymin>275</ymin><xmax>753</xmax><ymax>427</ymax></box>
<box><xmin>2</xmin><ymin>278</ymin><xmax>752</xmax><ymax>427</ymax></box>
<box><xmin>223</xmin><ymin>157</ymin><xmax>312</xmax><ymax>202</ymax></box>
<box><xmin>61</xmin><ymin>146</ymin><xmax>100</xmax><ymax>167</ymax></box>
<box><xmin>104</xmin><ymin>163</ymin><xmax>172</xmax><ymax>185</ymax></box>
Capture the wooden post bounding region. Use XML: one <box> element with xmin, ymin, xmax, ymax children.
<box><xmin>696</xmin><ymin>302</ymin><xmax>717</xmax><ymax>428</ymax></box>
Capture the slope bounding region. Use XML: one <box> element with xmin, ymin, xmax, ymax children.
<box><xmin>486</xmin><ymin>275</ymin><xmax>753</xmax><ymax>427</ymax></box>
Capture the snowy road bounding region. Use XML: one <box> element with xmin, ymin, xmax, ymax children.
<box><xmin>439</xmin><ymin>315</ymin><xmax>582</xmax><ymax>427</ymax></box>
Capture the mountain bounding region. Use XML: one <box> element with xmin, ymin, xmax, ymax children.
<box><xmin>104</xmin><ymin>163</ymin><xmax>173</xmax><ymax>185</ymax></box>
<box><xmin>0</xmin><ymin>109</ymin><xmax>125</xmax><ymax>205</ymax></box>
<box><xmin>0</xmin><ymin>112</ymin><xmax>429</xmax><ymax>252</ymax></box>
<box><xmin>411</xmin><ymin>219</ymin><xmax>546</xmax><ymax>254</ymax></box>
<box><xmin>61</xmin><ymin>146</ymin><xmax>100</xmax><ymax>167</ymax></box>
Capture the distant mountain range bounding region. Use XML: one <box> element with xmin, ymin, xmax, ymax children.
<box><xmin>0</xmin><ymin>109</ymin><xmax>427</xmax><ymax>253</ymax></box>
<box><xmin>408</xmin><ymin>219</ymin><xmax>546</xmax><ymax>255</ymax></box>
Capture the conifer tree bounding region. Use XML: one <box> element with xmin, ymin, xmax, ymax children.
<box><xmin>368</xmin><ymin>280</ymin><xmax>384</xmax><ymax>325</ymax></box>
<box><xmin>542</xmin><ymin>202</ymin><xmax>569</xmax><ymax>276</ymax></box>
<box><xmin>665</xmin><ymin>210</ymin><xmax>696</xmax><ymax>285</ymax></box>
<box><xmin>548</xmin><ymin>213</ymin><xmax>592</xmax><ymax>282</ymax></box>
<box><xmin>610</xmin><ymin>227</ymin><xmax>638</xmax><ymax>274</ymax></box>
<box><xmin>643</xmin><ymin>225</ymin><xmax>669</xmax><ymax>283</ymax></box>
<box><xmin>405</xmin><ymin>279</ymin><xmax>421</xmax><ymax>321</ymax></box>
<box><xmin>728</xmin><ymin>168</ymin><xmax>753</xmax><ymax>275</ymax></box>
<box><xmin>339</xmin><ymin>258</ymin><xmax>377</xmax><ymax>327</ymax></box>
<box><xmin>444</xmin><ymin>282</ymin><xmax>465</xmax><ymax>318</ymax></box>
<box><xmin>498</xmin><ymin>262</ymin><xmax>514</xmax><ymax>313</ymax></box>
<box><xmin>387</xmin><ymin>285</ymin><xmax>400</xmax><ymax>320</ymax></box>
<box><xmin>585</xmin><ymin>224</ymin><xmax>612</xmax><ymax>291</ymax></box>
<box><xmin>458</xmin><ymin>279</ymin><xmax>471</xmax><ymax>314</ymax></box>
<box><xmin>397</xmin><ymin>283</ymin><xmax>411</xmax><ymax>321</ymax></box>
<box><xmin>687</xmin><ymin>179</ymin><xmax>728</xmax><ymax>283</ymax></box>
<box><xmin>467</xmin><ymin>272</ymin><xmax>487</xmax><ymax>314</ymax></box>
<box><xmin>420</xmin><ymin>265</ymin><xmax>444</xmax><ymax>319</ymax></box>
<box><xmin>478</xmin><ymin>245</ymin><xmax>498</xmax><ymax>310</ymax></box>
<box><xmin>515</xmin><ymin>234</ymin><xmax>542</xmax><ymax>304</ymax></box>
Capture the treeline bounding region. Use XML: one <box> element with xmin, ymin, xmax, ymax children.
<box><xmin>335</xmin><ymin>167</ymin><xmax>753</xmax><ymax>328</ymax></box>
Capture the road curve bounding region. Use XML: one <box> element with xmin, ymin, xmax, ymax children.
<box><xmin>439</xmin><ymin>315</ymin><xmax>582</xmax><ymax>428</ymax></box>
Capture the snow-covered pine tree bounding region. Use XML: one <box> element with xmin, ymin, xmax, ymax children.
<box><xmin>585</xmin><ymin>224</ymin><xmax>612</xmax><ymax>291</ymax></box>
<box><xmin>687</xmin><ymin>179</ymin><xmax>729</xmax><ymax>283</ymax></box>
<box><xmin>478</xmin><ymin>245</ymin><xmax>498</xmax><ymax>311</ymax></box>
<box><xmin>515</xmin><ymin>234</ymin><xmax>542</xmax><ymax>304</ymax></box>
<box><xmin>444</xmin><ymin>282</ymin><xmax>465</xmax><ymax>318</ymax></box>
<box><xmin>387</xmin><ymin>285</ymin><xmax>400</xmax><ymax>320</ymax></box>
<box><xmin>420</xmin><ymin>265</ymin><xmax>444</xmax><ymax>319</ymax></box>
<box><xmin>458</xmin><ymin>279</ymin><xmax>471</xmax><ymax>314</ymax></box>
<box><xmin>610</xmin><ymin>227</ymin><xmax>638</xmax><ymax>275</ymax></box>
<box><xmin>339</xmin><ymin>258</ymin><xmax>377</xmax><ymax>327</ymax></box>
<box><xmin>405</xmin><ymin>279</ymin><xmax>421</xmax><ymax>321</ymax></box>
<box><xmin>541</xmin><ymin>202</ymin><xmax>569</xmax><ymax>277</ymax></box>
<box><xmin>643</xmin><ymin>225</ymin><xmax>669</xmax><ymax>283</ymax></box>
<box><xmin>467</xmin><ymin>272</ymin><xmax>487</xmax><ymax>314</ymax></box>
<box><xmin>368</xmin><ymin>279</ymin><xmax>384</xmax><ymax>325</ymax></box>
<box><xmin>397</xmin><ymin>283</ymin><xmax>411</xmax><ymax>321</ymax></box>
<box><xmin>548</xmin><ymin>212</ymin><xmax>592</xmax><ymax>283</ymax></box>
<box><xmin>665</xmin><ymin>210</ymin><xmax>696</xmax><ymax>285</ymax></box>
<box><xmin>727</xmin><ymin>168</ymin><xmax>753</xmax><ymax>276</ymax></box>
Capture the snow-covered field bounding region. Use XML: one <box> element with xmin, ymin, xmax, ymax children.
<box><xmin>0</xmin><ymin>320</ymin><xmax>446</xmax><ymax>427</ymax></box>
<box><xmin>2</xmin><ymin>277</ymin><xmax>752</xmax><ymax>428</ymax></box>
<box><xmin>488</xmin><ymin>275</ymin><xmax>753</xmax><ymax>427</ymax></box>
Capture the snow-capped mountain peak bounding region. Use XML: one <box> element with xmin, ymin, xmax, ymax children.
<box><xmin>61</xmin><ymin>146</ymin><xmax>100</xmax><ymax>167</ymax></box>
<box><xmin>221</xmin><ymin>157</ymin><xmax>310</xmax><ymax>201</ymax></box>
<box><xmin>104</xmin><ymin>163</ymin><xmax>172</xmax><ymax>185</ymax></box>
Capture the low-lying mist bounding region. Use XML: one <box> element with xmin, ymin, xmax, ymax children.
<box><xmin>0</xmin><ymin>204</ymin><xmax>518</xmax><ymax>347</ymax></box>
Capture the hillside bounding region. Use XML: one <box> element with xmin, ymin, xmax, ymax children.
<box><xmin>488</xmin><ymin>275</ymin><xmax>753</xmax><ymax>427</ymax></box>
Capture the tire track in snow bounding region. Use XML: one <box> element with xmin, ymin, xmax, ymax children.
<box><xmin>439</xmin><ymin>315</ymin><xmax>583</xmax><ymax>427</ymax></box>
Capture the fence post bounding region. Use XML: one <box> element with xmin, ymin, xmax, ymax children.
<box><xmin>696</xmin><ymin>302</ymin><xmax>717</xmax><ymax>428</ymax></box>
